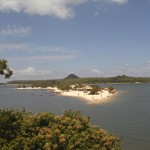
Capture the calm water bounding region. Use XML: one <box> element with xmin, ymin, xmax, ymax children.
<box><xmin>0</xmin><ymin>84</ymin><xmax>150</xmax><ymax>150</ymax></box>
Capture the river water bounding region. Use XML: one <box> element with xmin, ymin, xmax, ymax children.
<box><xmin>0</xmin><ymin>83</ymin><xmax>150</xmax><ymax>150</ymax></box>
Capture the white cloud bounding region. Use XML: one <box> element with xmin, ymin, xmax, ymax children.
<box><xmin>0</xmin><ymin>0</ymin><xmax>128</xmax><ymax>19</ymax></box>
<box><xmin>0</xmin><ymin>43</ymin><xmax>80</xmax><ymax>63</ymax></box>
<box><xmin>0</xmin><ymin>25</ymin><xmax>32</xmax><ymax>37</ymax></box>
<box><xmin>18</xmin><ymin>67</ymin><xmax>37</xmax><ymax>76</ymax></box>
<box><xmin>0</xmin><ymin>43</ymin><xmax>79</xmax><ymax>55</ymax></box>
<box><xmin>10</xmin><ymin>61</ymin><xmax>150</xmax><ymax>81</ymax></box>
<box><xmin>107</xmin><ymin>0</ymin><xmax>128</xmax><ymax>4</ymax></box>
<box><xmin>0</xmin><ymin>43</ymin><xmax>28</xmax><ymax>51</ymax></box>
<box><xmin>9</xmin><ymin>55</ymin><xmax>78</xmax><ymax>62</ymax></box>
<box><xmin>0</xmin><ymin>0</ymin><xmax>87</xmax><ymax>19</ymax></box>
<box><xmin>12</xmin><ymin>67</ymin><xmax>75</xmax><ymax>80</ymax></box>
<box><xmin>93</xmin><ymin>0</ymin><xmax>128</xmax><ymax>5</ymax></box>
<box><xmin>92</xmin><ymin>69</ymin><xmax>101</xmax><ymax>74</ymax></box>
<box><xmin>13</xmin><ymin>67</ymin><xmax>52</xmax><ymax>78</ymax></box>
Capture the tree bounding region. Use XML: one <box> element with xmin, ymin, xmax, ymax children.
<box><xmin>0</xmin><ymin>59</ymin><xmax>13</xmax><ymax>78</ymax></box>
<box><xmin>89</xmin><ymin>85</ymin><xmax>100</xmax><ymax>95</ymax></box>
<box><xmin>108</xmin><ymin>86</ymin><xmax>115</xmax><ymax>92</ymax></box>
<box><xmin>0</xmin><ymin>109</ymin><xmax>121</xmax><ymax>150</ymax></box>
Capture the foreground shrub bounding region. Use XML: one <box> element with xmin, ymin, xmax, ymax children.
<box><xmin>0</xmin><ymin>109</ymin><xmax>121</xmax><ymax>150</ymax></box>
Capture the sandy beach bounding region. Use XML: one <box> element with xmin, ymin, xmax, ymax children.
<box><xmin>17</xmin><ymin>86</ymin><xmax>116</xmax><ymax>104</ymax></box>
<box><xmin>16</xmin><ymin>86</ymin><xmax>62</xmax><ymax>92</ymax></box>
<box><xmin>61</xmin><ymin>89</ymin><xmax>116</xmax><ymax>104</ymax></box>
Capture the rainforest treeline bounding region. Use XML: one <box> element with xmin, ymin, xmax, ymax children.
<box><xmin>7</xmin><ymin>75</ymin><xmax>150</xmax><ymax>88</ymax></box>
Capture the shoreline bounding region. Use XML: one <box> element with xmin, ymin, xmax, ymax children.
<box><xmin>61</xmin><ymin>90</ymin><xmax>117</xmax><ymax>104</ymax></box>
<box><xmin>17</xmin><ymin>86</ymin><xmax>117</xmax><ymax>104</ymax></box>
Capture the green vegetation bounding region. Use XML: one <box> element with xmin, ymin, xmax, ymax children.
<box><xmin>0</xmin><ymin>59</ymin><xmax>13</xmax><ymax>79</ymax></box>
<box><xmin>89</xmin><ymin>85</ymin><xmax>101</xmax><ymax>95</ymax></box>
<box><xmin>0</xmin><ymin>109</ymin><xmax>121</xmax><ymax>150</ymax></box>
<box><xmin>7</xmin><ymin>75</ymin><xmax>150</xmax><ymax>88</ymax></box>
<box><xmin>108</xmin><ymin>86</ymin><xmax>115</xmax><ymax>93</ymax></box>
<box><xmin>57</xmin><ymin>83</ymin><xmax>72</xmax><ymax>91</ymax></box>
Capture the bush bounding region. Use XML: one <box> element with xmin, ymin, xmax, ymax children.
<box><xmin>89</xmin><ymin>85</ymin><xmax>100</xmax><ymax>95</ymax></box>
<box><xmin>108</xmin><ymin>86</ymin><xmax>115</xmax><ymax>93</ymax></box>
<box><xmin>0</xmin><ymin>109</ymin><xmax>121</xmax><ymax>150</ymax></box>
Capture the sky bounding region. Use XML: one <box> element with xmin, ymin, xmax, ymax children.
<box><xmin>0</xmin><ymin>0</ymin><xmax>150</xmax><ymax>82</ymax></box>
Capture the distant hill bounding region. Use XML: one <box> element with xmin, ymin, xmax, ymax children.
<box><xmin>65</xmin><ymin>74</ymin><xmax>79</xmax><ymax>79</ymax></box>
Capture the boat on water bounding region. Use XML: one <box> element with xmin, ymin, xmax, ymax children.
<box><xmin>29</xmin><ymin>93</ymin><xmax>35</xmax><ymax>95</ymax></box>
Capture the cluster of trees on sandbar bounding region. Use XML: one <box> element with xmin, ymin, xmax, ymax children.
<box><xmin>0</xmin><ymin>109</ymin><xmax>121</xmax><ymax>150</ymax></box>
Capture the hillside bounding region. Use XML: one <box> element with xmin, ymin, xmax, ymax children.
<box><xmin>65</xmin><ymin>74</ymin><xmax>79</xmax><ymax>79</ymax></box>
<box><xmin>7</xmin><ymin>75</ymin><xmax>150</xmax><ymax>88</ymax></box>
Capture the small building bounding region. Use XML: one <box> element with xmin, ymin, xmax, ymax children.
<box><xmin>76</xmin><ymin>85</ymin><xmax>93</xmax><ymax>91</ymax></box>
<box><xmin>70</xmin><ymin>84</ymin><xmax>79</xmax><ymax>90</ymax></box>
<box><xmin>83</xmin><ymin>85</ymin><xmax>93</xmax><ymax>91</ymax></box>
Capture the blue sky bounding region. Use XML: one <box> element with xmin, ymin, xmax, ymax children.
<box><xmin>0</xmin><ymin>0</ymin><xmax>150</xmax><ymax>82</ymax></box>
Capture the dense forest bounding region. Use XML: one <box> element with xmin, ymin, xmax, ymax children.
<box><xmin>7</xmin><ymin>75</ymin><xmax>150</xmax><ymax>88</ymax></box>
<box><xmin>0</xmin><ymin>109</ymin><xmax>121</xmax><ymax>150</ymax></box>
